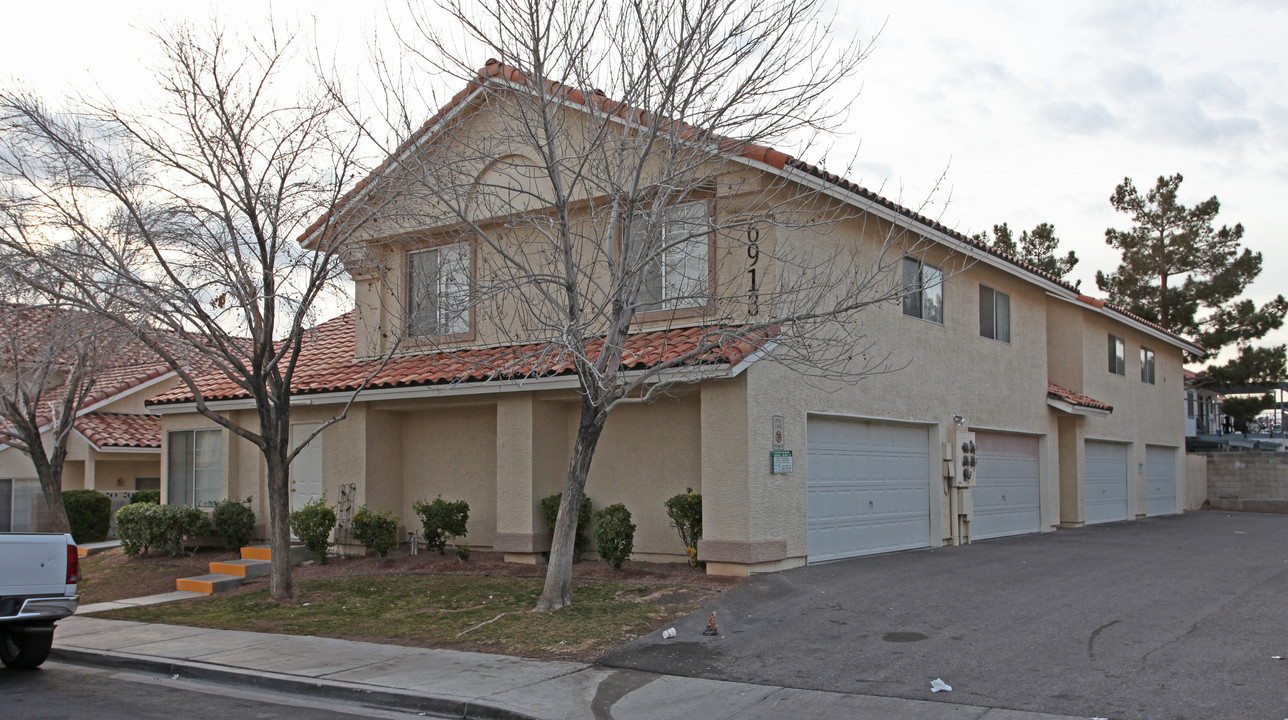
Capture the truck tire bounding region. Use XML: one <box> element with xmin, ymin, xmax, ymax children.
<box><xmin>0</xmin><ymin>626</ymin><xmax>55</xmax><ymax>670</ymax></box>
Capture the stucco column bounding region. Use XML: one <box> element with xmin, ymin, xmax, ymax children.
<box><xmin>1057</xmin><ymin>415</ymin><xmax>1086</xmax><ymax>527</ymax></box>
<box><xmin>493</xmin><ymin>393</ymin><xmax>566</xmax><ymax>563</ymax></box>
<box><xmin>84</xmin><ymin>456</ymin><xmax>97</xmax><ymax>491</ymax></box>
<box><xmin>696</xmin><ymin>376</ymin><xmax>759</xmax><ymax>575</ymax></box>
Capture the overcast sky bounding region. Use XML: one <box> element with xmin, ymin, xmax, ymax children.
<box><xmin>1</xmin><ymin>0</ymin><xmax>1283</xmax><ymax>362</ymax></box>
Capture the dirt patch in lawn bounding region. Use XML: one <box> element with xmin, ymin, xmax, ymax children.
<box><xmin>97</xmin><ymin>550</ymin><xmax>743</xmax><ymax>662</ymax></box>
<box><xmin>288</xmin><ymin>549</ymin><xmax>741</xmax><ymax>590</ymax></box>
<box><xmin>78</xmin><ymin>547</ymin><xmax>240</xmax><ymax>604</ymax></box>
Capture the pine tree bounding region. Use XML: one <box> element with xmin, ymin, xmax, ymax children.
<box><xmin>974</xmin><ymin>222</ymin><xmax>1078</xmax><ymax>281</ymax></box>
<box><xmin>1095</xmin><ymin>174</ymin><xmax>1287</xmax><ymax>385</ymax></box>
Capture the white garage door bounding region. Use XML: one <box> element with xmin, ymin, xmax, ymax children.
<box><xmin>807</xmin><ymin>417</ymin><xmax>930</xmax><ymax>563</ymax></box>
<box><xmin>1146</xmin><ymin>445</ymin><xmax>1177</xmax><ymax>517</ymax></box>
<box><xmin>1085</xmin><ymin>440</ymin><xmax>1129</xmax><ymax>524</ymax></box>
<box><xmin>973</xmin><ymin>432</ymin><xmax>1041</xmax><ymax>540</ymax></box>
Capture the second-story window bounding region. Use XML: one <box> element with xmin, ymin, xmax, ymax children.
<box><xmin>978</xmin><ymin>285</ymin><xmax>1010</xmax><ymax>342</ymax></box>
<box><xmin>1141</xmin><ymin>346</ymin><xmax>1156</xmax><ymax>384</ymax></box>
<box><xmin>902</xmin><ymin>257</ymin><xmax>943</xmax><ymax>324</ymax></box>
<box><xmin>626</xmin><ymin>201</ymin><xmax>709</xmax><ymax>311</ymax></box>
<box><xmin>409</xmin><ymin>242</ymin><xmax>471</xmax><ymax>337</ymax></box>
<box><xmin>1108</xmin><ymin>334</ymin><xmax>1125</xmax><ymax>375</ymax></box>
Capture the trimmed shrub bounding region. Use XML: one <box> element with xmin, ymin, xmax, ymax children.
<box><xmin>289</xmin><ymin>497</ymin><xmax>336</xmax><ymax>563</ymax></box>
<box><xmin>130</xmin><ymin>489</ymin><xmax>161</xmax><ymax>505</ymax></box>
<box><xmin>411</xmin><ymin>496</ymin><xmax>469</xmax><ymax>554</ymax></box>
<box><xmin>454</xmin><ymin>543</ymin><xmax>471</xmax><ymax>562</ymax></box>
<box><xmin>210</xmin><ymin>498</ymin><xmax>256</xmax><ymax>550</ymax></box>
<box><xmin>62</xmin><ymin>489</ymin><xmax>112</xmax><ymax>543</ymax></box>
<box><xmin>115</xmin><ymin>503</ymin><xmax>210</xmax><ymax>557</ymax></box>
<box><xmin>664</xmin><ymin>488</ymin><xmax>703</xmax><ymax>567</ymax></box>
<box><xmin>540</xmin><ymin>493</ymin><xmax>593</xmax><ymax>557</ymax></box>
<box><xmin>352</xmin><ymin>506</ymin><xmax>399</xmax><ymax>557</ymax></box>
<box><xmin>593</xmin><ymin>503</ymin><xmax>635</xmax><ymax>570</ymax></box>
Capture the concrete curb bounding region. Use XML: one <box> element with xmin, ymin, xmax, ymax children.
<box><xmin>51</xmin><ymin>646</ymin><xmax>542</xmax><ymax>720</ymax></box>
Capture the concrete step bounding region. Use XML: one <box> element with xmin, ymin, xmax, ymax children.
<box><xmin>208</xmin><ymin>559</ymin><xmax>271</xmax><ymax>579</ymax></box>
<box><xmin>175</xmin><ymin>573</ymin><xmax>244</xmax><ymax>594</ymax></box>
<box><xmin>76</xmin><ymin>539</ymin><xmax>122</xmax><ymax>558</ymax></box>
<box><xmin>240</xmin><ymin>544</ymin><xmax>310</xmax><ymax>564</ymax></box>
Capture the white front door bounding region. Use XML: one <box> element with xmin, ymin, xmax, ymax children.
<box><xmin>289</xmin><ymin>422</ymin><xmax>324</xmax><ymax>513</ymax></box>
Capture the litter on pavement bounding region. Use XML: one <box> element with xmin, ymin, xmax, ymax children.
<box><xmin>662</xmin><ymin>627</ymin><xmax>677</xmax><ymax>639</ymax></box>
<box><xmin>930</xmin><ymin>678</ymin><xmax>952</xmax><ymax>692</ymax></box>
<box><xmin>703</xmin><ymin>611</ymin><xmax>719</xmax><ymax>636</ymax></box>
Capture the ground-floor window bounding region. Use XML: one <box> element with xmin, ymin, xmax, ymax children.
<box><xmin>167</xmin><ymin>429</ymin><xmax>222</xmax><ymax>506</ymax></box>
<box><xmin>0</xmin><ymin>478</ymin><xmax>50</xmax><ymax>532</ymax></box>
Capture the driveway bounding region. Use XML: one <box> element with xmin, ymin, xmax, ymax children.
<box><xmin>600</xmin><ymin>511</ymin><xmax>1288</xmax><ymax>719</ymax></box>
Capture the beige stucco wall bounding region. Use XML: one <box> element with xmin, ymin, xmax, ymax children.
<box><xmin>1185</xmin><ymin>453</ymin><xmax>1208</xmax><ymax>510</ymax></box>
<box><xmin>583</xmin><ymin>390</ymin><xmax>703</xmax><ymax>559</ymax></box>
<box><xmin>400</xmin><ymin>403</ymin><xmax>498</xmax><ymax>548</ymax></box>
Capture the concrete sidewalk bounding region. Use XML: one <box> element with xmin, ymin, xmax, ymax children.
<box><xmin>52</xmin><ymin>616</ymin><xmax>1088</xmax><ymax>720</ymax></box>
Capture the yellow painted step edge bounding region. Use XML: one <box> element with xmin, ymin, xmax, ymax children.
<box><xmin>175</xmin><ymin>578</ymin><xmax>216</xmax><ymax>594</ymax></box>
<box><xmin>240</xmin><ymin>547</ymin><xmax>272</xmax><ymax>561</ymax></box>
<box><xmin>208</xmin><ymin>562</ymin><xmax>249</xmax><ymax>577</ymax></box>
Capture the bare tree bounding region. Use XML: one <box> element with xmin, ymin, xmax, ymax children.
<box><xmin>0</xmin><ymin>302</ymin><xmax>105</xmax><ymax>534</ymax></box>
<box><xmin>326</xmin><ymin>0</ymin><xmax>938</xmax><ymax>609</ymax></box>
<box><xmin>0</xmin><ymin>24</ymin><xmax>392</xmax><ymax>599</ymax></box>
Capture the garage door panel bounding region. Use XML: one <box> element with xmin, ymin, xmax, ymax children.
<box><xmin>1085</xmin><ymin>441</ymin><xmax>1129</xmax><ymax>524</ymax></box>
<box><xmin>807</xmin><ymin>418</ymin><xmax>930</xmax><ymax>562</ymax></box>
<box><xmin>1146</xmin><ymin>445</ymin><xmax>1177</xmax><ymax>517</ymax></box>
<box><xmin>974</xmin><ymin>432</ymin><xmax>1041</xmax><ymax>540</ymax></box>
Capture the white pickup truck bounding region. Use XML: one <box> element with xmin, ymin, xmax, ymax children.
<box><xmin>0</xmin><ymin>533</ymin><xmax>80</xmax><ymax>670</ymax></box>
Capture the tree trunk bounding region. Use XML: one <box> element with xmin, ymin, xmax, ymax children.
<box><xmin>535</xmin><ymin>397</ymin><xmax>606</xmax><ymax>611</ymax></box>
<box><xmin>36</xmin><ymin>470</ymin><xmax>71</xmax><ymax>535</ymax></box>
<box><xmin>265</xmin><ymin>447</ymin><xmax>294</xmax><ymax>600</ymax></box>
<box><xmin>29</xmin><ymin>446</ymin><xmax>71</xmax><ymax>535</ymax></box>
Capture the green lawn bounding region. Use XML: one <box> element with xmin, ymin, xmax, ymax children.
<box><xmin>100</xmin><ymin>574</ymin><xmax>717</xmax><ymax>660</ymax></box>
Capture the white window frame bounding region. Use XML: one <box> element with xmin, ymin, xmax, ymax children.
<box><xmin>408</xmin><ymin>241</ymin><xmax>472</xmax><ymax>338</ymax></box>
<box><xmin>978</xmin><ymin>285</ymin><xmax>1011</xmax><ymax>343</ymax></box>
<box><xmin>626</xmin><ymin>201</ymin><xmax>710</xmax><ymax>312</ymax></box>
<box><xmin>1141</xmin><ymin>346</ymin><xmax>1156</xmax><ymax>384</ymax></box>
<box><xmin>902</xmin><ymin>257</ymin><xmax>944</xmax><ymax>324</ymax></box>
<box><xmin>167</xmin><ymin>429</ymin><xmax>222</xmax><ymax>507</ymax></box>
<box><xmin>0</xmin><ymin>478</ymin><xmax>47</xmax><ymax>532</ymax></box>
<box><xmin>1109</xmin><ymin>334</ymin><xmax>1125</xmax><ymax>375</ymax></box>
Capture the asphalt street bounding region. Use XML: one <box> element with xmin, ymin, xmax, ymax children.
<box><xmin>0</xmin><ymin>661</ymin><xmax>425</xmax><ymax>720</ymax></box>
<box><xmin>600</xmin><ymin>511</ymin><xmax>1288</xmax><ymax>720</ymax></box>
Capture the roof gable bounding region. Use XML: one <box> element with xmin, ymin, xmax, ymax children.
<box><xmin>302</xmin><ymin>59</ymin><xmax>1202</xmax><ymax>356</ymax></box>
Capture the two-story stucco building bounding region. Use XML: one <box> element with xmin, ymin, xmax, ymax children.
<box><xmin>147</xmin><ymin>61</ymin><xmax>1202</xmax><ymax>575</ymax></box>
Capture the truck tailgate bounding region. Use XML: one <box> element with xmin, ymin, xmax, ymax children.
<box><xmin>0</xmin><ymin>533</ymin><xmax>72</xmax><ymax>596</ymax></box>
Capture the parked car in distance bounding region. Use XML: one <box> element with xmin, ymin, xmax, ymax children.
<box><xmin>0</xmin><ymin>533</ymin><xmax>79</xmax><ymax>670</ymax></box>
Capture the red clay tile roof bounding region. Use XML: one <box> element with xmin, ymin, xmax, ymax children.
<box><xmin>1047</xmin><ymin>383</ymin><xmax>1113</xmax><ymax>412</ymax></box>
<box><xmin>75</xmin><ymin>412</ymin><xmax>161</xmax><ymax>449</ymax></box>
<box><xmin>148</xmin><ymin>313</ymin><xmax>770</xmax><ymax>406</ymax></box>
<box><xmin>299</xmin><ymin>59</ymin><xmax>1201</xmax><ymax>354</ymax></box>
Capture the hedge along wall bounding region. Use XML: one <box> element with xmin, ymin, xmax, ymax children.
<box><xmin>1206</xmin><ymin>452</ymin><xmax>1288</xmax><ymax>513</ymax></box>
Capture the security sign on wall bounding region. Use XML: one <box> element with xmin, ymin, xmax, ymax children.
<box><xmin>771</xmin><ymin>450</ymin><xmax>793</xmax><ymax>474</ymax></box>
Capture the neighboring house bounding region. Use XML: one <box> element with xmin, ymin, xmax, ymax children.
<box><xmin>0</xmin><ymin>308</ymin><xmax>182</xmax><ymax>532</ymax></box>
<box><xmin>1184</xmin><ymin>369</ymin><xmax>1223</xmax><ymax>438</ymax></box>
<box><xmin>148</xmin><ymin>62</ymin><xmax>1202</xmax><ymax>575</ymax></box>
